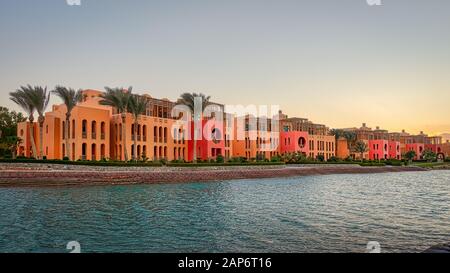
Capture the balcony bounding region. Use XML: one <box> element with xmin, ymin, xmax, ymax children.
<box><xmin>137</xmin><ymin>135</ymin><xmax>141</xmax><ymax>141</ymax></box>
<box><xmin>101</xmin><ymin>133</ymin><xmax>105</xmax><ymax>140</ymax></box>
<box><xmin>92</xmin><ymin>133</ymin><xmax>97</xmax><ymax>140</ymax></box>
<box><xmin>82</xmin><ymin>132</ymin><xmax>87</xmax><ymax>139</ymax></box>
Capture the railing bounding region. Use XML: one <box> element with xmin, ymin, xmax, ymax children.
<box><xmin>143</xmin><ymin>136</ymin><xmax>147</xmax><ymax>142</ymax></box>
<box><xmin>82</xmin><ymin>132</ymin><xmax>87</xmax><ymax>139</ymax></box>
<box><xmin>92</xmin><ymin>133</ymin><xmax>96</xmax><ymax>139</ymax></box>
<box><xmin>101</xmin><ymin>133</ymin><xmax>105</xmax><ymax>140</ymax></box>
<box><xmin>81</xmin><ymin>155</ymin><xmax>87</xmax><ymax>161</ymax></box>
<box><xmin>137</xmin><ymin>135</ymin><xmax>141</xmax><ymax>141</ymax></box>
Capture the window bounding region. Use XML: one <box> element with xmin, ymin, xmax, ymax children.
<box><xmin>298</xmin><ymin>137</ymin><xmax>306</xmax><ymax>148</ymax></box>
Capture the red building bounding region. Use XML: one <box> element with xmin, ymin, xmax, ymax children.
<box><xmin>388</xmin><ymin>141</ymin><xmax>401</xmax><ymax>160</ymax></box>
<box><xmin>369</xmin><ymin>140</ymin><xmax>389</xmax><ymax>160</ymax></box>
<box><xmin>280</xmin><ymin>131</ymin><xmax>309</xmax><ymax>155</ymax></box>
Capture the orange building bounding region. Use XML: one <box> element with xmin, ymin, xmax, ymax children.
<box><xmin>18</xmin><ymin>89</ymin><xmax>444</xmax><ymax>163</ymax></box>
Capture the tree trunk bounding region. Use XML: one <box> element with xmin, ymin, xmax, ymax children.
<box><xmin>193</xmin><ymin>123</ymin><xmax>197</xmax><ymax>163</ymax></box>
<box><xmin>133</xmin><ymin>119</ymin><xmax>138</xmax><ymax>162</ymax></box>
<box><xmin>65</xmin><ymin>117</ymin><xmax>70</xmax><ymax>160</ymax></box>
<box><xmin>39</xmin><ymin>119</ymin><xmax>44</xmax><ymax>160</ymax></box>
<box><xmin>122</xmin><ymin>114</ymin><xmax>128</xmax><ymax>162</ymax></box>
<box><xmin>29</xmin><ymin>121</ymin><xmax>38</xmax><ymax>159</ymax></box>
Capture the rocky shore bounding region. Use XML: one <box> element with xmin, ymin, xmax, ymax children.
<box><xmin>0</xmin><ymin>163</ymin><xmax>429</xmax><ymax>188</ymax></box>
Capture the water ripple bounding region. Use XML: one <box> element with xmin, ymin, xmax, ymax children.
<box><xmin>0</xmin><ymin>171</ymin><xmax>449</xmax><ymax>253</ymax></box>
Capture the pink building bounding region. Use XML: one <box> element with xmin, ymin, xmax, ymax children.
<box><xmin>369</xmin><ymin>140</ymin><xmax>389</xmax><ymax>160</ymax></box>
<box><xmin>280</xmin><ymin>131</ymin><xmax>309</xmax><ymax>156</ymax></box>
<box><xmin>388</xmin><ymin>141</ymin><xmax>401</xmax><ymax>160</ymax></box>
<box><xmin>187</xmin><ymin>120</ymin><xmax>226</xmax><ymax>162</ymax></box>
<box><xmin>405</xmin><ymin>143</ymin><xmax>425</xmax><ymax>160</ymax></box>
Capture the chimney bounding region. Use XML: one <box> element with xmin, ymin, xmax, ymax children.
<box><xmin>376</xmin><ymin>126</ymin><xmax>380</xmax><ymax>130</ymax></box>
<box><xmin>402</xmin><ymin>129</ymin><xmax>405</xmax><ymax>133</ymax></box>
<box><xmin>362</xmin><ymin>123</ymin><xmax>366</xmax><ymax>128</ymax></box>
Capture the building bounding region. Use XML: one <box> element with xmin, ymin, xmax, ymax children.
<box><xmin>16</xmin><ymin>89</ymin><xmax>445</xmax><ymax>162</ymax></box>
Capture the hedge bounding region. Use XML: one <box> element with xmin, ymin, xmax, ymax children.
<box><xmin>167</xmin><ymin>162</ymin><xmax>286</xmax><ymax>167</ymax></box>
<box><xmin>286</xmin><ymin>161</ymin><xmax>359</xmax><ymax>165</ymax></box>
<box><xmin>359</xmin><ymin>162</ymin><xmax>387</xmax><ymax>167</ymax></box>
<box><xmin>0</xmin><ymin>158</ymin><xmax>163</xmax><ymax>167</ymax></box>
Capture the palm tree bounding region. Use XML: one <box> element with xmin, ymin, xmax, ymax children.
<box><xmin>9</xmin><ymin>87</ymin><xmax>38</xmax><ymax>158</ymax></box>
<box><xmin>5</xmin><ymin>136</ymin><xmax>22</xmax><ymax>159</ymax></box>
<box><xmin>404</xmin><ymin>150</ymin><xmax>417</xmax><ymax>164</ymax></box>
<box><xmin>29</xmin><ymin>86</ymin><xmax>50</xmax><ymax>159</ymax></box>
<box><xmin>100</xmin><ymin>87</ymin><xmax>132</xmax><ymax>162</ymax></box>
<box><xmin>52</xmin><ymin>86</ymin><xmax>84</xmax><ymax>160</ymax></box>
<box><xmin>330</xmin><ymin>129</ymin><xmax>343</xmax><ymax>140</ymax></box>
<box><xmin>353</xmin><ymin>140</ymin><xmax>368</xmax><ymax>162</ymax></box>
<box><xmin>129</xmin><ymin>94</ymin><xmax>149</xmax><ymax>161</ymax></box>
<box><xmin>343</xmin><ymin>131</ymin><xmax>357</xmax><ymax>150</ymax></box>
<box><xmin>177</xmin><ymin>93</ymin><xmax>211</xmax><ymax>163</ymax></box>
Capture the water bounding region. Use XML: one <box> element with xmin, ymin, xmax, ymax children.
<box><xmin>0</xmin><ymin>171</ymin><xmax>449</xmax><ymax>253</ymax></box>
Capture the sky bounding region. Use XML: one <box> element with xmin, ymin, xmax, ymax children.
<box><xmin>0</xmin><ymin>0</ymin><xmax>449</xmax><ymax>135</ymax></box>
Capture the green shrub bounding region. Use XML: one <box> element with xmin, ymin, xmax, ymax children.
<box><xmin>386</xmin><ymin>159</ymin><xmax>403</xmax><ymax>166</ymax></box>
<box><xmin>216</xmin><ymin>155</ymin><xmax>225</xmax><ymax>164</ymax></box>
<box><xmin>167</xmin><ymin>162</ymin><xmax>285</xmax><ymax>167</ymax></box>
<box><xmin>271</xmin><ymin>156</ymin><xmax>281</xmax><ymax>163</ymax></box>
<box><xmin>359</xmin><ymin>162</ymin><xmax>386</xmax><ymax>167</ymax></box>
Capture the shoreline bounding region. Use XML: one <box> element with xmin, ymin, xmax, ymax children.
<box><xmin>0</xmin><ymin>163</ymin><xmax>431</xmax><ymax>188</ymax></box>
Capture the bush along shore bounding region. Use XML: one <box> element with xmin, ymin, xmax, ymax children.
<box><xmin>0</xmin><ymin>156</ymin><xmax>436</xmax><ymax>168</ymax></box>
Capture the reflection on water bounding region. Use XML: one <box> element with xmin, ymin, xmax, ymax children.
<box><xmin>0</xmin><ymin>171</ymin><xmax>449</xmax><ymax>253</ymax></box>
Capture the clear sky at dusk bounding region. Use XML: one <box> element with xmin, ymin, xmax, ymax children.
<box><xmin>1</xmin><ymin>0</ymin><xmax>449</xmax><ymax>135</ymax></box>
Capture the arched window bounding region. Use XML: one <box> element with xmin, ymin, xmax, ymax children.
<box><xmin>119</xmin><ymin>124</ymin><xmax>122</xmax><ymax>141</ymax></box>
<box><xmin>101</xmin><ymin>144</ymin><xmax>106</xmax><ymax>160</ymax></box>
<box><xmin>164</xmin><ymin>127</ymin><xmax>168</xmax><ymax>143</ymax></box>
<box><xmin>82</xmin><ymin>120</ymin><xmax>88</xmax><ymax>139</ymax></box>
<box><xmin>298</xmin><ymin>137</ymin><xmax>306</xmax><ymax>149</ymax></box>
<box><xmin>62</xmin><ymin>121</ymin><xmax>65</xmax><ymax>139</ymax></box>
<box><xmin>82</xmin><ymin>143</ymin><xmax>87</xmax><ymax>160</ymax></box>
<box><xmin>154</xmin><ymin>126</ymin><xmax>158</xmax><ymax>142</ymax></box>
<box><xmin>101</xmin><ymin>122</ymin><xmax>106</xmax><ymax>140</ymax></box>
<box><xmin>91</xmin><ymin>121</ymin><xmax>97</xmax><ymax>139</ymax></box>
<box><xmin>159</xmin><ymin>127</ymin><xmax>163</xmax><ymax>143</ymax></box>
<box><xmin>91</xmin><ymin>144</ymin><xmax>96</xmax><ymax>161</ymax></box>
<box><xmin>142</xmin><ymin>125</ymin><xmax>147</xmax><ymax>141</ymax></box>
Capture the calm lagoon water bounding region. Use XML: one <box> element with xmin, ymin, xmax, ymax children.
<box><xmin>0</xmin><ymin>171</ymin><xmax>449</xmax><ymax>253</ymax></box>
